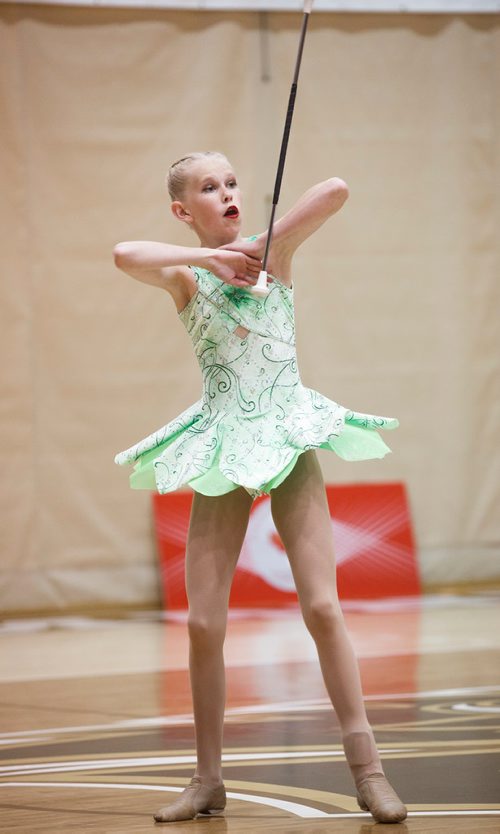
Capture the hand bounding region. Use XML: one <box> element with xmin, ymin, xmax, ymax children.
<box><xmin>219</xmin><ymin>236</ymin><xmax>277</xmax><ymax>284</ymax></box>
<box><xmin>203</xmin><ymin>248</ymin><xmax>262</xmax><ymax>288</ymax></box>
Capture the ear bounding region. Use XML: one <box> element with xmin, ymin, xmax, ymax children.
<box><xmin>171</xmin><ymin>201</ymin><xmax>193</xmax><ymax>225</ymax></box>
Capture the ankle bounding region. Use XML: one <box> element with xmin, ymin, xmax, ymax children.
<box><xmin>343</xmin><ymin>730</ymin><xmax>383</xmax><ymax>785</ymax></box>
<box><xmin>193</xmin><ymin>772</ymin><xmax>224</xmax><ymax>788</ymax></box>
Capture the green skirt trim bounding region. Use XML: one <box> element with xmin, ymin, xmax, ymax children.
<box><xmin>129</xmin><ymin>422</ymin><xmax>392</xmax><ymax>498</ymax></box>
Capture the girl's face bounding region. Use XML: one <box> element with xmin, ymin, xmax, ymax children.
<box><xmin>172</xmin><ymin>156</ymin><xmax>242</xmax><ymax>247</ymax></box>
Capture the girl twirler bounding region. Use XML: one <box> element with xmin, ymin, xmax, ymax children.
<box><xmin>114</xmin><ymin>151</ymin><xmax>407</xmax><ymax>824</ymax></box>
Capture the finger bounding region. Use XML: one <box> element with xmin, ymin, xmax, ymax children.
<box><xmin>246</xmin><ymin>260</ymin><xmax>262</xmax><ymax>275</ymax></box>
<box><xmin>234</xmin><ymin>275</ymin><xmax>256</xmax><ymax>286</ymax></box>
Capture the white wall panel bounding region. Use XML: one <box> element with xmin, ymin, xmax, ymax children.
<box><xmin>2</xmin><ymin>0</ymin><xmax>499</xmax><ymax>11</ymax></box>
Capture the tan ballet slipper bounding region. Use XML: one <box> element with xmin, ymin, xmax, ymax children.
<box><xmin>356</xmin><ymin>772</ymin><xmax>407</xmax><ymax>823</ymax></box>
<box><xmin>154</xmin><ymin>776</ymin><xmax>226</xmax><ymax>823</ymax></box>
<box><xmin>344</xmin><ymin>732</ymin><xmax>407</xmax><ymax>824</ymax></box>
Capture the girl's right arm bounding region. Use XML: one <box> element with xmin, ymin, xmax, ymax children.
<box><xmin>113</xmin><ymin>241</ymin><xmax>261</xmax><ymax>312</ymax></box>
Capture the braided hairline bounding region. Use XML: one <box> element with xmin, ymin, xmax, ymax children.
<box><xmin>167</xmin><ymin>151</ymin><xmax>229</xmax><ymax>201</ymax></box>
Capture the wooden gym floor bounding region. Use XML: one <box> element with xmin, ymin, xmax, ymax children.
<box><xmin>1</xmin><ymin>593</ymin><xmax>500</xmax><ymax>833</ymax></box>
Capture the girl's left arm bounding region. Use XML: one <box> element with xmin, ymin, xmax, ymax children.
<box><xmin>268</xmin><ymin>177</ymin><xmax>349</xmax><ymax>261</ymax></box>
<box><xmin>221</xmin><ymin>178</ymin><xmax>348</xmax><ymax>282</ymax></box>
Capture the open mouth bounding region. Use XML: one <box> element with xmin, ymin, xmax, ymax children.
<box><xmin>224</xmin><ymin>206</ymin><xmax>239</xmax><ymax>219</ymax></box>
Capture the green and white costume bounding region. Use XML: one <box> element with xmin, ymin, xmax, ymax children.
<box><xmin>115</xmin><ymin>266</ymin><xmax>398</xmax><ymax>497</ymax></box>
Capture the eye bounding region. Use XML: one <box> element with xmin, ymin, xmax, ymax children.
<box><xmin>202</xmin><ymin>184</ymin><xmax>215</xmax><ymax>193</ymax></box>
<box><xmin>228</xmin><ymin>180</ymin><xmax>237</xmax><ymax>188</ymax></box>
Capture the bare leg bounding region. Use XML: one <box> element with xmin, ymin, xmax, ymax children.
<box><xmin>186</xmin><ymin>488</ymin><xmax>253</xmax><ymax>781</ymax></box>
<box><xmin>270</xmin><ymin>451</ymin><xmax>406</xmax><ymax>823</ymax></box>
<box><xmin>271</xmin><ymin>452</ymin><xmax>376</xmax><ymax>740</ymax></box>
<box><xmin>154</xmin><ymin>487</ymin><xmax>253</xmax><ymax>823</ymax></box>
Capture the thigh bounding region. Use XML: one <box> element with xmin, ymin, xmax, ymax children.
<box><xmin>185</xmin><ymin>487</ymin><xmax>254</xmax><ymax>613</ymax></box>
<box><xmin>270</xmin><ymin>451</ymin><xmax>339</xmax><ymax>609</ymax></box>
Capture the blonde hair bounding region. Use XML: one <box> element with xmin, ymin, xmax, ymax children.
<box><xmin>166</xmin><ymin>151</ymin><xmax>229</xmax><ymax>201</ymax></box>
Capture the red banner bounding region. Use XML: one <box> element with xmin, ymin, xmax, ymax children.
<box><xmin>153</xmin><ymin>482</ymin><xmax>420</xmax><ymax>609</ymax></box>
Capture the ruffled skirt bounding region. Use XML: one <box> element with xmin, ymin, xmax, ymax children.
<box><xmin>115</xmin><ymin>386</ymin><xmax>398</xmax><ymax>498</ymax></box>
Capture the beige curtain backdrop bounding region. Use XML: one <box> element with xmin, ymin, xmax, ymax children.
<box><xmin>1</xmin><ymin>7</ymin><xmax>499</xmax><ymax>613</ymax></box>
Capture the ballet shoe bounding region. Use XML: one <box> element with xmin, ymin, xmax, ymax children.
<box><xmin>356</xmin><ymin>772</ymin><xmax>407</xmax><ymax>823</ymax></box>
<box><xmin>343</xmin><ymin>732</ymin><xmax>407</xmax><ymax>824</ymax></box>
<box><xmin>153</xmin><ymin>776</ymin><xmax>226</xmax><ymax>823</ymax></box>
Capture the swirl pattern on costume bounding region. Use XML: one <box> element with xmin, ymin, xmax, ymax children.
<box><xmin>115</xmin><ymin>267</ymin><xmax>398</xmax><ymax>496</ymax></box>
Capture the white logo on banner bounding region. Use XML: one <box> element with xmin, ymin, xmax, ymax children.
<box><xmin>239</xmin><ymin>499</ymin><xmax>295</xmax><ymax>592</ymax></box>
<box><xmin>238</xmin><ymin>498</ymin><xmax>384</xmax><ymax>592</ymax></box>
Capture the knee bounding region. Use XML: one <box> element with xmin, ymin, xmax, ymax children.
<box><xmin>302</xmin><ymin>598</ymin><xmax>343</xmax><ymax>640</ymax></box>
<box><xmin>187</xmin><ymin>612</ymin><xmax>226</xmax><ymax>648</ymax></box>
